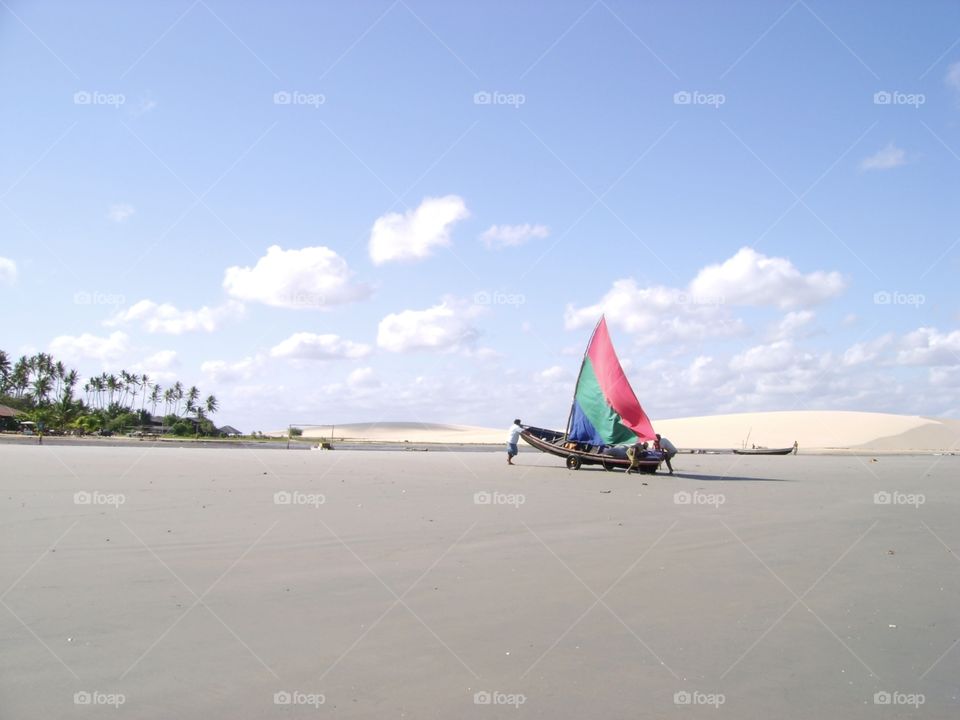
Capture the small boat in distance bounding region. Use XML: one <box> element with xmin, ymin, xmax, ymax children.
<box><xmin>733</xmin><ymin>444</ymin><xmax>797</xmax><ymax>456</ymax></box>
<box><xmin>521</xmin><ymin>316</ymin><xmax>664</xmax><ymax>472</ymax></box>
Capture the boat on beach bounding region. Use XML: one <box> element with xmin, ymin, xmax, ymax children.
<box><xmin>521</xmin><ymin>316</ymin><xmax>664</xmax><ymax>473</ymax></box>
<box><xmin>732</xmin><ymin>446</ymin><xmax>796</xmax><ymax>455</ymax></box>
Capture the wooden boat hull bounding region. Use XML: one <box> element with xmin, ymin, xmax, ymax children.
<box><xmin>732</xmin><ymin>447</ymin><xmax>794</xmax><ymax>455</ymax></box>
<box><xmin>521</xmin><ymin>425</ymin><xmax>663</xmax><ymax>472</ymax></box>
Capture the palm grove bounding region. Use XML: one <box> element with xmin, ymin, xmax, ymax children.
<box><xmin>0</xmin><ymin>350</ymin><xmax>220</xmax><ymax>436</ymax></box>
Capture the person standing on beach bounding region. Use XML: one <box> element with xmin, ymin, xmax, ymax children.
<box><xmin>507</xmin><ymin>419</ymin><xmax>523</xmax><ymax>465</ymax></box>
<box><xmin>655</xmin><ymin>433</ymin><xmax>677</xmax><ymax>474</ymax></box>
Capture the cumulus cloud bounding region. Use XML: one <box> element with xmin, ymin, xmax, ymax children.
<box><xmin>896</xmin><ymin>328</ymin><xmax>960</xmax><ymax>366</ymax></box>
<box><xmin>49</xmin><ymin>331</ymin><xmax>129</xmax><ymax>362</ymax></box>
<box><xmin>106</xmin><ymin>299</ymin><xmax>243</xmax><ymax>334</ymax></box>
<box><xmin>347</xmin><ymin>367</ymin><xmax>380</xmax><ymax>388</ymax></box>
<box><xmin>0</xmin><ymin>256</ymin><xmax>16</xmax><ymax>285</ymax></box>
<box><xmin>369</xmin><ymin>195</ymin><xmax>469</xmax><ymax>264</ymax></box>
<box><xmin>201</xmin><ymin>355</ymin><xmax>264</xmax><ymax>383</ymax></box>
<box><xmin>224</xmin><ymin>245</ymin><xmax>370</xmax><ymax>309</ymax></box>
<box><xmin>860</xmin><ymin>142</ymin><xmax>907</xmax><ymax>171</ymax></box>
<box><xmin>689</xmin><ymin>247</ymin><xmax>845</xmax><ymax>308</ymax></box>
<box><xmin>130</xmin><ymin>350</ymin><xmax>179</xmax><ymax>381</ymax></box>
<box><xmin>842</xmin><ymin>333</ymin><xmax>893</xmax><ymax>366</ymax></box>
<box><xmin>270</xmin><ymin>332</ymin><xmax>371</xmax><ymax>360</ymax></box>
<box><xmin>534</xmin><ymin>365</ymin><xmax>570</xmax><ymax>383</ymax></box>
<box><xmin>378</xmin><ymin>299</ymin><xmax>481</xmax><ymax>352</ymax></box>
<box><xmin>107</xmin><ymin>203</ymin><xmax>135</xmax><ymax>222</ymax></box>
<box><xmin>564</xmin><ymin>278</ymin><xmax>742</xmax><ymax>341</ymax></box>
<box><xmin>480</xmin><ymin>223</ymin><xmax>549</xmax><ymax>249</ymax></box>
<box><xmin>774</xmin><ymin>310</ymin><xmax>815</xmax><ymax>339</ymax></box>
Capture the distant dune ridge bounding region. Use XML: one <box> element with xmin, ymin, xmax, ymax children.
<box><xmin>288</xmin><ymin>412</ymin><xmax>960</xmax><ymax>452</ymax></box>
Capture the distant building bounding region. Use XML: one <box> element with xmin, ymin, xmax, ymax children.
<box><xmin>0</xmin><ymin>404</ymin><xmax>22</xmax><ymax>430</ymax></box>
<box><xmin>217</xmin><ymin>425</ymin><xmax>242</xmax><ymax>437</ymax></box>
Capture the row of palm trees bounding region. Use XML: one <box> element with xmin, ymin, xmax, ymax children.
<box><xmin>81</xmin><ymin>372</ymin><xmax>217</xmax><ymax>418</ymax></box>
<box><xmin>0</xmin><ymin>349</ymin><xmax>219</xmax><ymax>431</ymax></box>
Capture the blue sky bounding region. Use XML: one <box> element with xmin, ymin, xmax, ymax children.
<box><xmin>2</xmin><ymin>0</ymin><xmax>960</xmax><ymax>432</ymax></box>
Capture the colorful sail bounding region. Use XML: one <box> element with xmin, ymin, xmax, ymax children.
<box><xmin>566</xmin><ymin>316</ymin><xmax>656</xmax><ymax>445</ymax></box>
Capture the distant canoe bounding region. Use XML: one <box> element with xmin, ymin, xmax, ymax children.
<box><xmin>732</xmin><ymin>447</ymin><xmax>795</xmax><ymax>456</ymax></box>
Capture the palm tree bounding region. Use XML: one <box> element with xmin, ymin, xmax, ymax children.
<box><xmin>205</xmin><ymin>394</ymin><xmax>218</xmax><ymax>415</ymax></box>
<box><xmin>31</xmin><ymin>375</ymin><xmax>52</xmax><ymax>404</ymax></box>
<box><xmin>149</xmin><ymin>384</ymin><xmax>162</xmax><ymax>416</ymax></box>
<box><xmin>0</xmin><ymin>350</ymin><xmax>10</xmax><ymax>394</ymax></box>
<box><xmin>62</xmin><ymin>370</ymin><xmax>78</xmax><ymax>402</ymax></box>
<box><xmin>139</xmin><ymin>374</ymin><xmax>150</xmax><ymax>413</ymax></box>
<box><xmin>106</xmin><ymin>374</ymin><xmax>119</xmax><ymax>406</ymax></box>
<box><xmin>173</xmin><ymin>382</ymin><xmax>184</xmax><ymax>416</ymax></box>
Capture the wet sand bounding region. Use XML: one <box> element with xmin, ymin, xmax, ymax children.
<box><xmin>2</xmin><ymin>445</ymin><xmax>958</xmax><ymax>718</ymax></box>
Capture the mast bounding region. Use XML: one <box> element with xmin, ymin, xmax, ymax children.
<box><xmin>565</xmin><ymin>315</ymin><xmax>604</xmax><ymax>439</ymax></box>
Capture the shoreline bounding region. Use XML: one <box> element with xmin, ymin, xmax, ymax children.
<box><xmin>1</xmin><ymin>433</ymin><xmax>956</xmax><ymax>456</ymax></box>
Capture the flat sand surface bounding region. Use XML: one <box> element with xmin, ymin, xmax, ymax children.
<box><xmin>2</xmin><ymin>445</ymin><xmax>959</xmax><ymax>718</ymax></box>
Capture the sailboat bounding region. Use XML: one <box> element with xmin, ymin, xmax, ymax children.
<box><xmin>521</xmin><ymin>316</ymin><xmax>664</xmax><ymax>472</ymax></box>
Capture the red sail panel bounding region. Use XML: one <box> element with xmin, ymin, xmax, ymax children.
<box><xmin>585</xmin><ymin>317</ymin><xmax>656</xmax><ymax>441</ymax></box>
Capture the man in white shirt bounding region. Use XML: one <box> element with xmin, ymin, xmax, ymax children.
<box><xmin>507</xmin><ymin>419</ymin><xmax>523</xmax><ymax>465</ymax></box>
<box><xmin>655</xmin><ymin>433</ymin><xmax>677</xmax><ymax>475</ymax></box>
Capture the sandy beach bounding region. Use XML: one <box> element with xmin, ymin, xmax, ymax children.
<box><xmin>2</xmin><ymin>444</ymin><xmax>958</xmax><ymax>718</ymax></box>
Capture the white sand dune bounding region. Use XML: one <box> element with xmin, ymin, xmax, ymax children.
<box><xmin>292</xmin><ymin>422</ymin><xmax>506</xmax><ymax>445</ymax></box>
<box><xmin>657</xmin><ymin>411</ymin><xmax>960</xmax><ymax>452</ymax></box>
<box><xmin>288</xmin><ymin>413</ymin><xmax>960</xmax><ymax>452</ymax></box>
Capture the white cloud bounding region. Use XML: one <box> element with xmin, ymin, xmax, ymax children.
<box><xmin>201</xmin><ymin>355</ymin><xmax>264</xmax><ymax>383</ymax></box>
<box><xmin>860</xmin><ymin>143</ymin><xmax>907</xmax><ymax>171</ymax></box>
<box><xmin>378</xmin><ymin>299</ymin><xmax>481</xmax><ymax>352</ymax></box>
<box><xmin>0</xmin><ymin>257</ymin><xmax>16</xmax><ymax>285</ymax></box>
<box><xmin>49</xmin><ymin>331</ymin><xmax>129</xmax><ymax>362</ymax></box>
<box><xmin>270</xmin><ymin>332</ymin><xmax>371</xmax><ymax>360</ymax></box>
<box><xmin>689</xmin><ymin>247</ymin><xmax>845</xmax><ymax>308</ymax></box>
<box><xmin>224</xmin><ymin>245</ymin><xmax>369</xmax><ymax>309</ymax></box>
<box><xmin>842</xmin><ymin>334</ymin><xmax>893</xmax><ymax>366</ymax></box>
<box><xmin>534</xmin><ymin>365</ymin><xmax>571</xmax><ymax>383</ymax></box>
<box><xmin>369</xmin><ymin>195</ymin><xmax>469</xmax><ymax>264</ymax></box>
<box><xmin>347</xmin><ymin>367</ymin><xmax>380</xmax><ymax>388</ymax></box>
<box><xmin>564</xmin><ymin>278</ymin><xmax>742</xmax><ymax>341</ymax></box>
<box><xmin>730</xmin><ymin>340</ymin><xmax>800</xmax><ymax>373</ymax></box>
<box><xmin>480</xmin><ymin>223</ymin><xmax>549</xmax><ymax>249</ymax></box>
<box><xmin>107</xmin><ymin>299</ymin><xmax>243</xmax><ymax>334</ymax></box>
<box><xmin>896</xmin><ymin>328</ymin><xmax>960</xmax><ymax>366</ymax></box>
<box><xmin>774</xmin><ymin>310</ymin><xmax>815</xmax><ymax>339</ymax></box>
<box><xmin>107</xmin><ymin>203</ymin><xmax>135</xmax><ymax>223</ymax></box>
<box><xmin>130</xmin><ymin>350</ymin><xmax>179</xmax><ymax>382</ymax></box>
